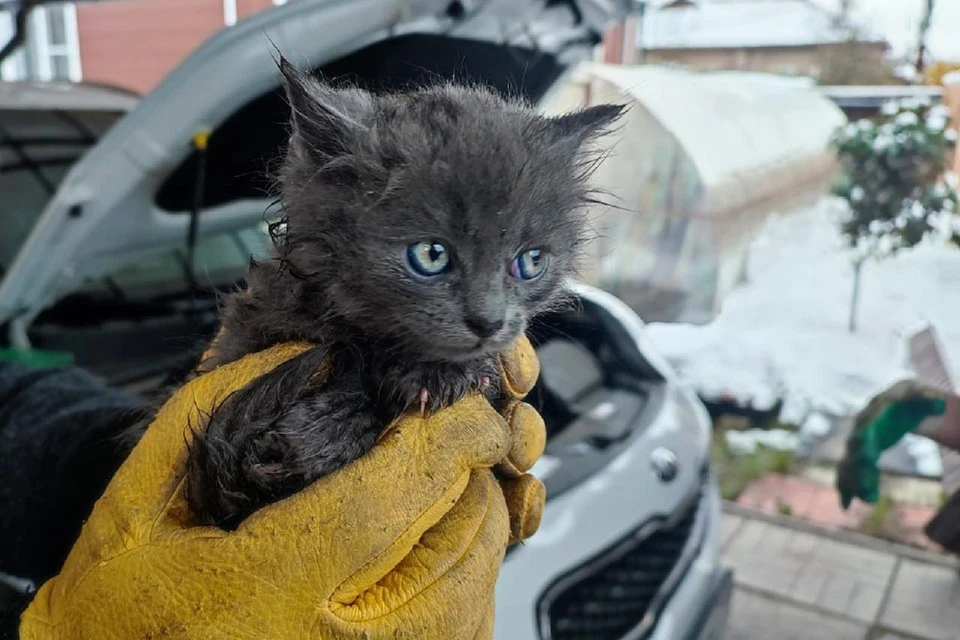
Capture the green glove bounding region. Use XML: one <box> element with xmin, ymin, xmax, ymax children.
<box><xmin>0</xmin><ymin>348</ymin><xmax>74</xmax><ymax>368</ymax></box>
<box><xmin>837</xmin><ymin>381</ymin><xmax>945</xmax><ymax>509</ymax></box>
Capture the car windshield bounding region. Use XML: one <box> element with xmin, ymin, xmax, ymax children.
<box><xmin>2</xmin><ymin>145</ymin><xmax>273</xmax><ymax>307</ymax></box>
<box><xmin>0</xmin><ymin>162</ymin><xmax>68</xmax><ymax>277</ymax></box>
<box><xmin>74</xmin><ymin>221</ymin><xmax>274</xmax><ymax>302</ymax></box>
<box><xmin>0</xmin><ymin>109</ymin><xmax>80</xmax><ymax>276</ymax></box>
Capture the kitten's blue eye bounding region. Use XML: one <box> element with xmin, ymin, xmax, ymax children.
<box><xmin>405</xmin><ymin>241</ymin><xmax>450</xmax><ymax>277</ymax></box>
<box><xmin>510</xmin><ymin>249</ymin><xmax>547</xmax><ymax>280</ymax></box>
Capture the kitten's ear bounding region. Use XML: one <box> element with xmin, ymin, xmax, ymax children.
<box><xmin>549</xmin><ymin>103</ymin><xmax>627</xmax><ymax>147</ymax></box>
<box><xmin>278</xmin><ymin>56</ymin><xmax>374</xmax><ymax>159</ymax></box>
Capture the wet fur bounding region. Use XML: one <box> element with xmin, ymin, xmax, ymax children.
<box><xmin>180</xmin><ymin>59</ymin><xmax>624</xmax><ymax>529</ymax></box>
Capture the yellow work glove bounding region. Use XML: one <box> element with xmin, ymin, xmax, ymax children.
<box><xmin>19</xmin><ymin>337</ymin><xmax>546</xmax><ymax>640</ymax></box>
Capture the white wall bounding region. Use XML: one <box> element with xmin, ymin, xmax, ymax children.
<box><xmin>0</xmin><ymin>3</ymin><xmax>82</xmax><ymax>82</ymax></box>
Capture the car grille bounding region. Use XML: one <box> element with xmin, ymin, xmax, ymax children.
<box><xmin>538</xmin><ymin>485</ymin><xmax>706</xmax><ymax>640</ymax></box>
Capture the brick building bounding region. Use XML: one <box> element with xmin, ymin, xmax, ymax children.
<box><xmin>1</xmin><ymin>0</ymin><xmax>286</xmax><ymax>93</ymax></box>
<box><xmin>600</xmin><ymin>13</ymin><xmax>639</xmax><ymax>66</ymax></box>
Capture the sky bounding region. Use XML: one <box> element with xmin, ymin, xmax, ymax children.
<box><xmin>809</xmin><ymin>0</ymin><xmax>960</xmax><ymax>61</ymax></box>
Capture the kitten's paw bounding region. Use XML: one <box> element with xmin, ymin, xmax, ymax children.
<box><xmin>418</xmin><ymin>373</ymin><xmax>498</xmax><ymax>416</ymax></box>
<box><xmin>414</xmin><ymin>380</ymin><xmax>488</xmax><ymax>416</ymax></box>
<box><xmin>383</xmin><ymin>357</ymin><xmax>501</xmax><ymax>416</ymax></box>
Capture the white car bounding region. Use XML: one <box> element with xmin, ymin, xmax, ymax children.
<box><xmin>0</xmin><ymin>1</ymin><xmax>731</xmax><ymax>638</ymax></box>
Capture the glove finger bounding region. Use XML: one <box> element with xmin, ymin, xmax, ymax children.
<box><xmin>501</xmin><ymin>474</ymin><xmax>546</xmax><ymax>544</ymax></box>
<box><xmin>495</xmin><ymin>401</ymin><xmax>546</xmax><ymax>478</ymax></box>
<box><xmin>245</xmin><ymin>395</ymin><xmax>511</xmax><ymax>574</ymax></box>
<box><xmin>325</xmin><ymin>470</ymin><xmax>508</xmax><ymax>627</ymax></box>
<box><xmin>497</xmin><ymin>335</ymin><xmax>539</xmax><ymax>401</ymax></box>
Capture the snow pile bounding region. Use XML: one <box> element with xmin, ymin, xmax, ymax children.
<box><xmin>942</xmin><ymin>71</ymin><xmax>960</xmax><ymax>86</ymax></box>
<box><xmin>725</xmin><ymin>429</ymin><xmax>800</xmax><ymax>455</ymax></box>
<box><xmin>645</xmin><ymin>197</ymin><xmax>960</xmax><ymax>428</ymax></box>
<box><xmin>902</xmin><ymin>434</ymin><xmax>944</xmax><ymax>476</ymax></box>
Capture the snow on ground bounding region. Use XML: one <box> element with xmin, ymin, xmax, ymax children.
<box><xmin>645</xmin><ymin>197</ymin><xmax>960</xmax><ymax>434</ymax></box>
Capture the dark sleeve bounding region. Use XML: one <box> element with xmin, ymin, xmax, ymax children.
<box><xmin>0</xmin><ymin>361</ymin><xmax>145</xmax><ymax>587</ymax></box>
<box><xmin>0</xmin><ymin>590</ymin><xmax>33</xmax><ymax>639</ymax></box>
<box><xmin>925</xmin><ymin>486</ymin><xmax>960</xmax><ymax>553</ymax></box>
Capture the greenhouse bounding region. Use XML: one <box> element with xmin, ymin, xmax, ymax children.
<box><xmin>541</xmin><ymin>63</ymin><xmax>847</xmax><ymax>322</ymax></box>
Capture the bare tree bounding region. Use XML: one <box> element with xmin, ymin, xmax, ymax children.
<box><xmin>817</xmin><ymin>0</ymin><xmax>896</xmax><ymax>86</ymax></box>
<box><xmin>915</xmin><ymin>0</ymin><xmax>936</xmax><ymax>74</ymax></box>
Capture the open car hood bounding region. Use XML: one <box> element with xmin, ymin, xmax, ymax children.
<box><xmin>0</xmin><ymin>0</ymin><xmax>631</xmax><ymax>342</ymax></box>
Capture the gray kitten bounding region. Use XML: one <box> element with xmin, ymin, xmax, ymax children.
<box><xmin>185</xmin><ymin>59</ymin><xmax>623</xmax><ymax>528</ymax></box>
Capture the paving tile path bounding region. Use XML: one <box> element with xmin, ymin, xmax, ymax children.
<box><xmin>720</xmin><ymin>509</ymin><xmax>960</xmax><ymax>640</ymax></box>
<box><xmin>879</xmin><ymin>560</ymin><xmax>960</xmax><ymax>639</ymax></box>
<box><xmin>723</xmin><ymin>589</ymin><xmax>868</xmax><ymax>640</ymax></box>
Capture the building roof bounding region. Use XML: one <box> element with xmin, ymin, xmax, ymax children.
<box><xmin>817</xmin><ymin>84</ymin><xmax>943</xmax><ymax>109</ymax></box>
<box><xmin>0</xmin><ymin>81</ymin><xmax>139</xmax><ymax>111</ymax></box>
<box><xmin>640</xmin><ymin>0</ymin><xmax>886</xmax><ymax>51</ymax></box>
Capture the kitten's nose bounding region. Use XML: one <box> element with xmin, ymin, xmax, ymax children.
<box><xmin>465</xmin><ymin>315</ymin><xmax>504</xmax><ymax>339</ymax></box>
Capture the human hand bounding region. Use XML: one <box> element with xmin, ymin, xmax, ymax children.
<box><xmin>19</xmin><ymin>338</ymin><xmax>545</xmax><ymax>639</ymax></box>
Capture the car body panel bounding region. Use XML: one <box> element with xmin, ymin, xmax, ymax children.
<box><xmin>497</xmin><ymin>284</ymin><xmax>722</xmax><ymax>640</ymax></box>
<box><xmin>650</xmin><ymin>487</ymin><xmax>729</xmax><ymax>640</ymax></box>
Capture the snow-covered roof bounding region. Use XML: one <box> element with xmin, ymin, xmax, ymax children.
<box><xmin>585</xmin><ymin>63</ymin><xmax>845</xmax><ymax>187</ymax></box>
<box><xmin>640</xmin><ymin>0</ymin><xmax>885</xmax><ymax>50</ymax></box>
<box><xmin>817</xmin><ymin>85</ymin><xmax>943</xmax><ymax>99</ymax></box>
<box><xmin>818</xmin><ymin>84</ymin><xmax>943</xmax><ymax>109</ymax></box>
